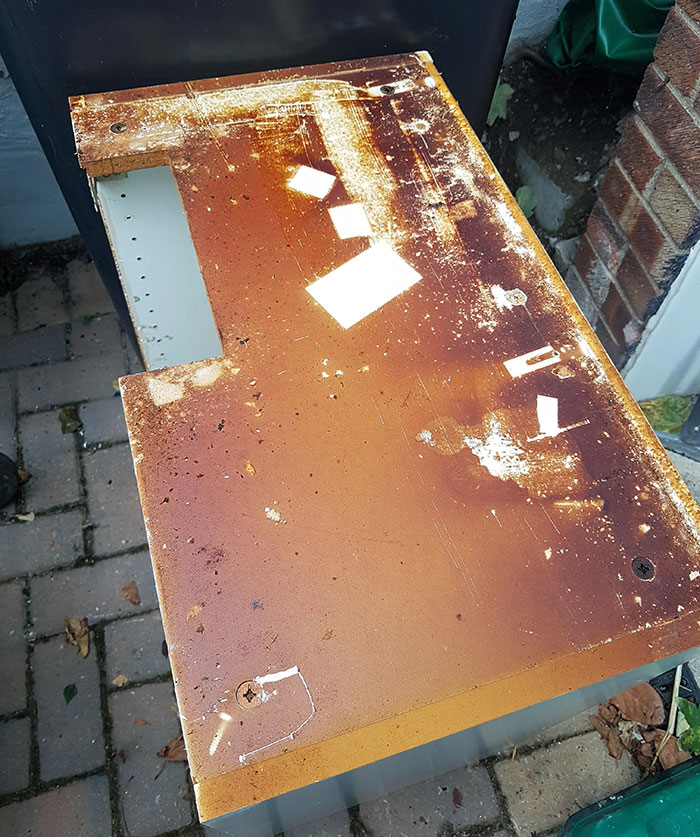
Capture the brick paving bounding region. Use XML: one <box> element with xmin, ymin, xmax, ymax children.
<box><xmin>0</xmin><ymin>251</ymin><xmax>699</xmax><ymax>836</ymax></box>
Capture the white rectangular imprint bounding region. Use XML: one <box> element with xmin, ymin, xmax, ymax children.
<box><xmin>306</xmin><ymin>243</ymin><xmax>421</xmax><ymax>329</ymax></box>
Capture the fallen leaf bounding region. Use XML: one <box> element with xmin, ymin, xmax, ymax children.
<box><xmin>134</xmin><ymin>719</ymin><xmax>148</xmax><ymax>725</ymax></box>
<box><xmin>63</xmin><ymin>683</ymin><xmax>77</xmax><ymax>704</ymax></box>
<box><xmin>610</xmin><ymin>683</ymin><xmax>664</xmax><ymax>726</ymax></box>
<box><xmin>15</xmin><ymin>512</ymin><xmax>35</xmax><ymax>522</ymax></box>
<box><xmin>65</xmin><ymin>617</ymin><xmax>90</xmax><ymax>658</ymax></box>
<box><xmin>112</xmin><ymin>674</ymin><xmax>129</xmax><ymax>688</ymax></box>
<box><xmin>161</xmin><ymin>640</ymin><xmax>168</xmax><ymax>658</ymax></box>
<box><xmin>677</xmin><ymin>698</ymin><xmax>700</xmax><ymax>755</ymax></box>
<box><xmin>452</xmin><ymin>787</ymin><xmax>463</xmax><ymax>808</ymax></box>
<box><xmin>649</xmin><ymin>729</ymin><xmax>691</xmax><ymax>770</ymax></box>
<box><xmin>187</xmin><ymin>604</ymin><xmax>202</xmax><ymax>620</ymax></box>
<box><xmin>598</xmin><ymin>702</ymin><xmax>620</xmax><ymax>725</ymax></box>
<box><xmin>515</xmin><ymin>185</ymin><xmax>537</xmax><ymax>220</ymax></box>
<box><xmin>245</xmin><ymin>460</ymin><xmax>256</xmax><ymax>476</ymax></box>
<box><xmin>157</xmin><ymin>731</ymin><xmax>187</xmax><ymax>762</ymax></box>
<box><xmin>122</xmin><ymin>580</ymin><xmax>141</xmax><ymax>606</ymax></box>
<box><xmin>486</xmin><ymin>81</ymin><xmax>514</xmax><ymax>127</ymax></box>
<box><xmin>606</xmin><ymin>729</ymin><xmax>624</xmax><ymax>759</ymax></box>
<box><xmin>589</xmin><ymin>715</ymin><xmax>611</xmax><ymax>740</ymax></box>
<box><xmin>17</xmin><ymin>468</ymin><xmax>31</xmax><ymax>485</ymax></box>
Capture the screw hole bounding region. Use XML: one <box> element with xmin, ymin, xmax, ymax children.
<box><xmin>379</xmin><ymin>84</ymin><xmax>394</xmax><ymax>95</ymax></box>
<box><xmin>110</xmin><ymin>122</ymin><xmax>127</xmax><ymax>134</ymax></box>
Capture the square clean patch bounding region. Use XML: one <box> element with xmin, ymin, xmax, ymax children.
<box><xmin>306</xmin><ymin>243</ymin><xmax>422</xmax><ymax>328</ymax></box>
<box><xmin>328</xmin><ymin>203</ymin><xmax>372</xmax><ymax>239</ymax></box>
<box><xmin>287</xmin><ymin>165</ymin><xmax>336</xmax><ymax>199</ymax></box>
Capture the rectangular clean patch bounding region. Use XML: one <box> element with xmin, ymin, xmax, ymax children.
<box><xmin>306</xmin><ymin>243</ymin><xmax>421</xmax><ymax>329</ymax></box>
<box><xmin>328</xmin><ymin>204</ymin><xmax>371</xmax><ymax>239</ymax></box>
<box><xmin>287</xmin><ymin>165</ymin><xmax>336</xmax><ymax>199</ymax></box>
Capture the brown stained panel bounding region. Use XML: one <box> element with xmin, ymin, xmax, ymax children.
<box><xmin>71</xmin><ymin>53</ymin><xmax>700</xmax><ymax>818</ymax></box>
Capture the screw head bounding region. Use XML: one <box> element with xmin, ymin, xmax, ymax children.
<box><xmin>235</xmin><ymin>680</ymin><xmax>262</xmax><ymax>709</ymax></box>
<box><xmin>632</xmin><ymin>556</ymin><xmax>655</xmax><ymax>581</ymax></box>
<box><xmin>109</xmin><ymin>122</ymin><xmax>128</xmax><ymax>134</ymax></box>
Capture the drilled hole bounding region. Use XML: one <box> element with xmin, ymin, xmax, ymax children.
<box><xmin>110</xmin><ymin>122</ymin><xmax>127</xmax><ymax>134</ymax></box>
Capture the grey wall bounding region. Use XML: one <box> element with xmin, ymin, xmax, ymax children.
<box><xmin>0</xmin><ymin>52</ymin><xmax>77</xmax><ymax>248</ymax></box>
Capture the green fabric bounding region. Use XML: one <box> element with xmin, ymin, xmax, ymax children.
<box><xmin>561</xmin><ymin>758</ymin><xmax>700</xmax><ymax>835</ymax></box>
<box><xmin>548</xmin><ymin>0</ymin><xmax>673</xmax><ymax>75</ymax></box>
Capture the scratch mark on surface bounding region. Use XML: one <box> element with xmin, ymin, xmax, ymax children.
<box><xmin>238</xmin><ymin>666</ymin><xmax>315</xmax><ymax>764</ymax></box>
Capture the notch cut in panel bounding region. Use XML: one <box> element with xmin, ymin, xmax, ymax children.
<box><xmin>96</xmin><ymin>167</ymin><xmax>222</xmax><ymax>370</ymax></box>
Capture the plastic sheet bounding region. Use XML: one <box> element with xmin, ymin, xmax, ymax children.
<box><xmin>548</xmin><ymin>0</ymin><xmax>673</xmax><ymax>75</ymax></box>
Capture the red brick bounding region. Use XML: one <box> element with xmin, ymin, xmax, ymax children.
<box><xmin>648</xmin><ymin>166</ymin><xmax>700</xmax><ymax>247</ymax></box>
<box><xmin>654</xmin><ymin>7</ymin><xmax>700</xmax><ymax>99</ymax></box>
<box><xmin>599</xmin><ymin>162</ymin><xmax>635</xmax><ymax>219</ymax></box>
<box><xmin>596</xmin><ymin>324</ymin><xmax>625</xmax><ymax>367</ymax></box>
<box><xmin>678</xmin><ymin>0</ymin><xmax>700</xmax><ymax>23</ymax></box>
<box><xmin>601</xmin><ymin>283</ymin><xmax>636</xmax><ymax>345</ymax></box>
<box><xmin>636</xmin><ymin>65</ymin><xmax>700</xmax><ymax>194</ymax></box>
<box><xmin>574</xmin><ymin>235</ymin><xmax>611</xmax><ymax>307</ymax></box>
<box><xmin>627</xmin><ymin>205</ymin><xmax>678</xmax><ymax>276</ymax></box>
<box><xmin>614</xmin><ymin>250</ymin><xmax>659</xmax><ymax>320</ymax></box>
<box><xmin>586</xmin><ymin>203</ymin><xmax>628</xmax><ymax>273</ymax></box>
<box><xmin>616</xmin><ymin>116</ymin><xmax>662</xmax><ymax>193</ymax></box>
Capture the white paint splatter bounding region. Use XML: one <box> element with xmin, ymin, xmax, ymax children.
<box><xmin>264</xmin><ymin>506</ymin><xmax>284</xmax><ymax>524</ymax></box>
<box><xmin>463</xmin><ymin>418</ymin><xmax>529</xmax><ymax>481</ymax></box>
<box><xmin>417</xmin><ymin>429</ymin><xmax>434</xmax><ymax>446</ymax></box>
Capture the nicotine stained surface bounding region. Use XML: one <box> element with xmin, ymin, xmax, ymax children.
<box><xmin>72</xmin><ymin>53</ymin><xmax>700</xmax><ymax>818</ymax></box>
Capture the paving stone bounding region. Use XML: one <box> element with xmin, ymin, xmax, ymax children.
<box><xmin>286</xmin><ymin>810</ymin><xmax>351</xmax><ymax>837</ymax></box>
<box><xmin>0</xmin><ymin>371</ymin><xmax>16</xmax><ymax>458</ymax></box>
<box><xmin>19</xmin><ymin>410</ymin><xmax>80</xmax><ymax>512</ymax></box>
<box><xmin>33</xmin><ymin>634</ymin><xmax>103</xmax><ymax>780</ymax></box>
<box><xmin>667</xmin><ymin>450</ymin><xmax>700</xmax><ymax>504</ymax></box>
<box><xmin>79</xmin><ymin>396</ymin><xmax>129</xmax><ymax>445</ymax></box>
<box><xmin>68</xmin><ymin>259</ymin><xmax>115</xmax><ymax>317</ymax></box>
<box><xmin>30</xmin><ymin>550</ymin><xmax>157</xmax><ymax>637</ymax></box>
<box><xmin>84</xmin><ymin>443</ymin><xmax>146</xmax><ymax>555</ymax></box>
<box><xmin>494</xmin><ymin>731</ymin><xmax>639</xmax><ymax>835</ymax></box>
<box><xmin>16</xmin><ymin>276</ymin><xmax>67</xmax><ymax>332</ymax></box>
<box><xmin>0</xmin><ymin>717</ymin><xmax>31</xmax><ymax>793</ymax></box>
<box><xmin>0</xmin><ymin>292</ymin><xmax>14</xmax><ymax>337</ymax></box>
<box><xmin>110</xmin><ymin>681</ymin><xmax>193</xmax><ymax>836</ymax></box>
<box><xmin>360</xmin><ymin>765</ymin><xmax>500</xmax><ymax>836</ymax></box>
<box><xmin>0</xmin><ymin>324</ymin><xmax>67</xmax><ymax>370</ymax></box>
<box><xmin>18</xmin><ymin>353</ymin><xmax>127</xmax><ymax>411</ymax></box>
<box><xmin>518</xmin><ymin>708</ymin><xmax>595</xmax><ymax>748</ymax></box>
<box><xmin>0</xmin><ymin>775</ymin><xmax>111</xmax><ymax>835</ymax></box>
<box><xmin>105</xmin><ymin>610</ymin><xmax>168</xmax><ymax>684</ymax></box>
<box><xmin>0</xmin><ymin>509</ymin><xmax>83</xmax><ymax>580</ymax></box>
<box><xmin>0</xmin><ymin>581</ymin><xmax>26</xmax><ymax>715</ymax></box>
<box><xmin>69</xmin><ymin>313</ymin><xmax>123</xmax><ymax>359</ymax></box>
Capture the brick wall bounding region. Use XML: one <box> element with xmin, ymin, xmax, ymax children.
<box><xmin>566</xmin><ymin>0</ymin><xmax>700</xmax><ymax>367</ymax></box>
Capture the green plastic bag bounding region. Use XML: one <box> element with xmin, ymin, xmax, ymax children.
<box><xmin>548</xmin><ymin>0</ymin><xmax>673</xmax><ymax>76</ymax></box>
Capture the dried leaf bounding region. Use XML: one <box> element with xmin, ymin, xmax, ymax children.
<box><xmin>157</xmin><ymin>731</ymin><xmax>187</xmax><ymax>762</ymax></box>
<box><xmin>15</xmin><ymin>512</ymin><xmax>35</xmax><ymax>522</ymax></box>
<box><xmin>606</xmin><ymin>729</ymin><xmax>624</xmax><ymax>759</ymax></box>
<box><xmin>187</xmin><ymin>604</ymin><xmax>202</xmax><ymax>620</ymax></box>
<box><xmin>161</xmin><ymin>640</ymin><xmax>169</xmax><ymax>658</ymax></box>
<box><xmin>649</xmin><ymin>729</ymin><xmax>691</xmax><ymax>770</ymax></box>
<box><xmin>122</xmin><ymin>580</ymin><xmax>140</xmax><ymax>606</ymax></box>
<box><xmin>245</xmin><ymin>460</ymin><xmax>256</xmax><ymax>476</ymax></box>
<box><xmin>589</xmin><ymin>715</ymin><xmax>611</xmax><ymax>741</ymax></box>
<box><xmin>452</xmin><ymin>787</ymin><xmax>463</xmax><ymax>808</ymax></box>
<box><xmin>112</xmin><ymin>674</ymin><xmax>129</xmax><ymax>688</ymax></box>
<box><xmin>17</xmin><ymin>468</ymin><xmax>31</xmax><ymax>486</ymax></box>
<box><xmin>65</xmin><ymin>617</ymin><xmax>90</xmax><ymax>658</ymax></box>
<box><xmin>598</xmin><ymin>702</ymin><xmax>620</xmax><ymax>725</ymax></box>
<box><xmin>134</xmin><ymin>719</ymin><xmax>148</xmax><ymax>725</ymax></box>
<box><xmin>63</xmin><ymin>683</ymin><xmax>77</xmax><ymax>704</ymax></box>
<box><xmin>610</xmin><ymin>683</ymin><xmax>664</xmax><ymax>726</ymax></box>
